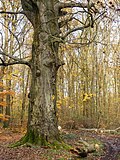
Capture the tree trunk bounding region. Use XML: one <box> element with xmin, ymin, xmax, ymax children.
<box><xmin>21</xmin><ymin>69</ymin><xmax>30</xmax><ymax>126</ymax></box>
<box><xmin>0</xmin><ymin>70</ymin><xmax>4</xmax><ymax>122</ymax></box>
<box><xmin>3</xmin><ymin>73</ymin><xmax>11</xmax><ymax>128</ymax></box>
<box><xmin>20</xmin><ymin>0</ymin><xmax>63</xmax><ymax>145</ymax></box>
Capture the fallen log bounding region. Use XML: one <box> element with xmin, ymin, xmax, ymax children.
<box><xmin>70</xmin><ymin>139</ymin><xmax>99</xmax><ymax>158</ymax></box>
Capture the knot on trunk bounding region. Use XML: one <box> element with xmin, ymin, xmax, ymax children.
<box><xmin>56</xmin><ymin>58</ymin><xmax>65</xmax><ymax>69</ymax></box>
<box><xmin>36</xmin><ymin>69</ymin><xmax>41</xmax><ymax>77</ymax></box>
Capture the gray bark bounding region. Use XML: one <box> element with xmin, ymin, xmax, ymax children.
<box><xmin>21</xmin><ymin>0</ymin><xmax>62</xmax><ymax>144</ymax></box>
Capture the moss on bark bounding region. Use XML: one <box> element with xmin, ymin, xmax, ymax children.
<box><xmin>9</xmin><ymin>130</ymin><xmax>71</xmax><ymax>150</ymax></box>
<box><xmin>9</xmin><ymin>129</ymin><xmax>49</xmax><ymax>147</ymax></box>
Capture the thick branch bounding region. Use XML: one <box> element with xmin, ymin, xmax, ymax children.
<box><xmin>0</xmin><ymin>51</ymin><xmax>22</xmax><ymax>61</ymax></box>
<box><xmin>0</xmin><ymin>61</ymin><xmax>30</xmax><ymax>67</ymax></box>
<box><xmin>0</xmin><ymin>51</ymin><xmax>30</xmax><ymax>67</ymax></box>
<box><xmin>0</xmin><ymin>11</ymin><xmax>25</xmax><ymax>15</ymax></box>
<box><xmin>55</xmin><ymin>2</ymin><xmax>94</xmax><ymax>10</ymax></box>
<box><xmin>54</xmin><ymin>1</ymin><xmax>96</xmax><ymax>18</ymax></box>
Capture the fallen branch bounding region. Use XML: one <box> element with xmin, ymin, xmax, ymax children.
<box><xmin>78</xmin><ymin>127</ymin><xmax>120</xmax><ymax>133</ymax></box>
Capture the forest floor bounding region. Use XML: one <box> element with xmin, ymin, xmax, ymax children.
<box><xmin>0</xmin><ymin>127</ymin><xmax>120</xmax><ymax>160</ymax></box>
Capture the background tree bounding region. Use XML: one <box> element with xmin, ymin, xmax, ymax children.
<box><xmin>57</xmin><ymin>0</ymin><xmax>120</xmax><ymax>129</ymax></box>
<box><xmin>0</xmin><ymin>0</ymin><xmax>32</xmax><ymax>128</ymax></box>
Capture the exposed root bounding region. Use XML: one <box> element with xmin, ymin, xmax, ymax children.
<box><xmin>9</xmin><ymin>134</ymin><xmax>30</xmax><ymax>148</ymax></box>
<box><xmin>9</xmin><ymin>133</ymin><xmax>72</xmax><ymax>150</ymax></box>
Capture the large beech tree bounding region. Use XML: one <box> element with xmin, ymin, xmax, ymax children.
<box><xmin>0</xmin><ymin>0</ymin><xmax>107</xmax><ymax>145</ymax></box>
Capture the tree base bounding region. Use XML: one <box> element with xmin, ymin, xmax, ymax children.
<box><xmin>9</xmin><ymin>131</ymin><xmax>72</xmax><ymax>150</ymax></box>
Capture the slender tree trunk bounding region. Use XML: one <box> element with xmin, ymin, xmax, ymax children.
<box><xmin>3</xmin><ymin>68</ymin><xmax>11</xmax><ymax>128</ymax></box>
<box><xmin>21</xmin><ymin>69</ymin><xmax>30</xmax><ymax>125</ymax></box>
<box><xmin>0</xmin><ymin>70</ymin><xmax>4</xmax><ymax>122</ymax></box>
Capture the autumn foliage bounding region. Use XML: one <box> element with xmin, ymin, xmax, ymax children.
<box><xmin>0</xmin><ymin>82</ymin><xmax>15</xmax><ymax>122</ymax></box>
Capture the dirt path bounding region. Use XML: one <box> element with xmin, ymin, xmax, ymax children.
<box><xmin>99</xmin><ymin>135</ymin><xmax>120</xmax><ymax>160</ymax></box>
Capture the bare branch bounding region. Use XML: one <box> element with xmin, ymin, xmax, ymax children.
<box><xmin>62</xmin><ymin>23</ymin><xmax>90</xmax><ymax>39</ymax></box>
<box><xmin>55</xmin><ymin>2</ymin><xmax>94</xmax><ymax>10</ymax></box>
<box><xmin>0</xmin><ymin>61</ymin><xmax>30</xmax><ymax>67</ymax></box>
<box><xmin>0</xmin><ymin>20</ymin><xmax>23</xmax><ymax>53</ymax></box>
<box><xmin>0</xmin><ymin>57</ymin><xmax>5</xmax><ymax>65</ymax></box>
<box><xmin>0</xmin><ymin>51</ymin><xmax>30</xmax><ymax>67</ymax></box>
<box><xmin>0</xmin><ymin>51</ymin><xmax>21</xmax><ymax>61</ymax></box>
<box><xmin>59</xmin><ymin>17</ymin><xmax>73</xmax><ymax>28</ymax></box>
<box><xmin>94</xmin><ymin>11</ymin><xmax>106</xmax><ymax>21</ymax></box>
<box><xmin>0</xmin><ymin>11</ymin><xmax>25</xmax><ymax>15</ymax></box>
<box><xmin>54</xmin><ymin>1</ymin><xmax>97</xmax><ymax>18</ymax></box>
<box><xmin>61</xmin><ymin>9</ymin><xmax>106</xmax><ymax>39</ymax></box>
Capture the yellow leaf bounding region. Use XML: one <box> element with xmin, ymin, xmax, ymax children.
<box><xmin>0</xmin><ymin>114</ymin><xmax>4</xmax><ymax>118</ymax></box>
<box><xmin>2</xmin><ymin>117</ymin><xmax>9</xmax><ymax>121</ymax></box>
<box><xmin>69</xmin><ymin>106</ymin><xmax>73</xmax><ymax>109</ymax></box>
<box><xmin>51</xmin><ymin>95</ymin><xmax>55</xmax><ymax>100</ymax></box>
<box><xmin>89</xmin><ymin>94</ymin><xmax>93</xmax><ymax>97</ymax></box>
<box><xmin>0</xmin><ymin>102</ymin><xmax>7</xmax><ymax>107</ymax></box>
<box><xmin>57</xmin><ymin>104</ymin><xmax>61</xmax><ymax>109</ymax></box>
<box><xmin>86</xmin><ymin>97</ymin><xmax>91</xmax><ymax>100</ymax></box>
